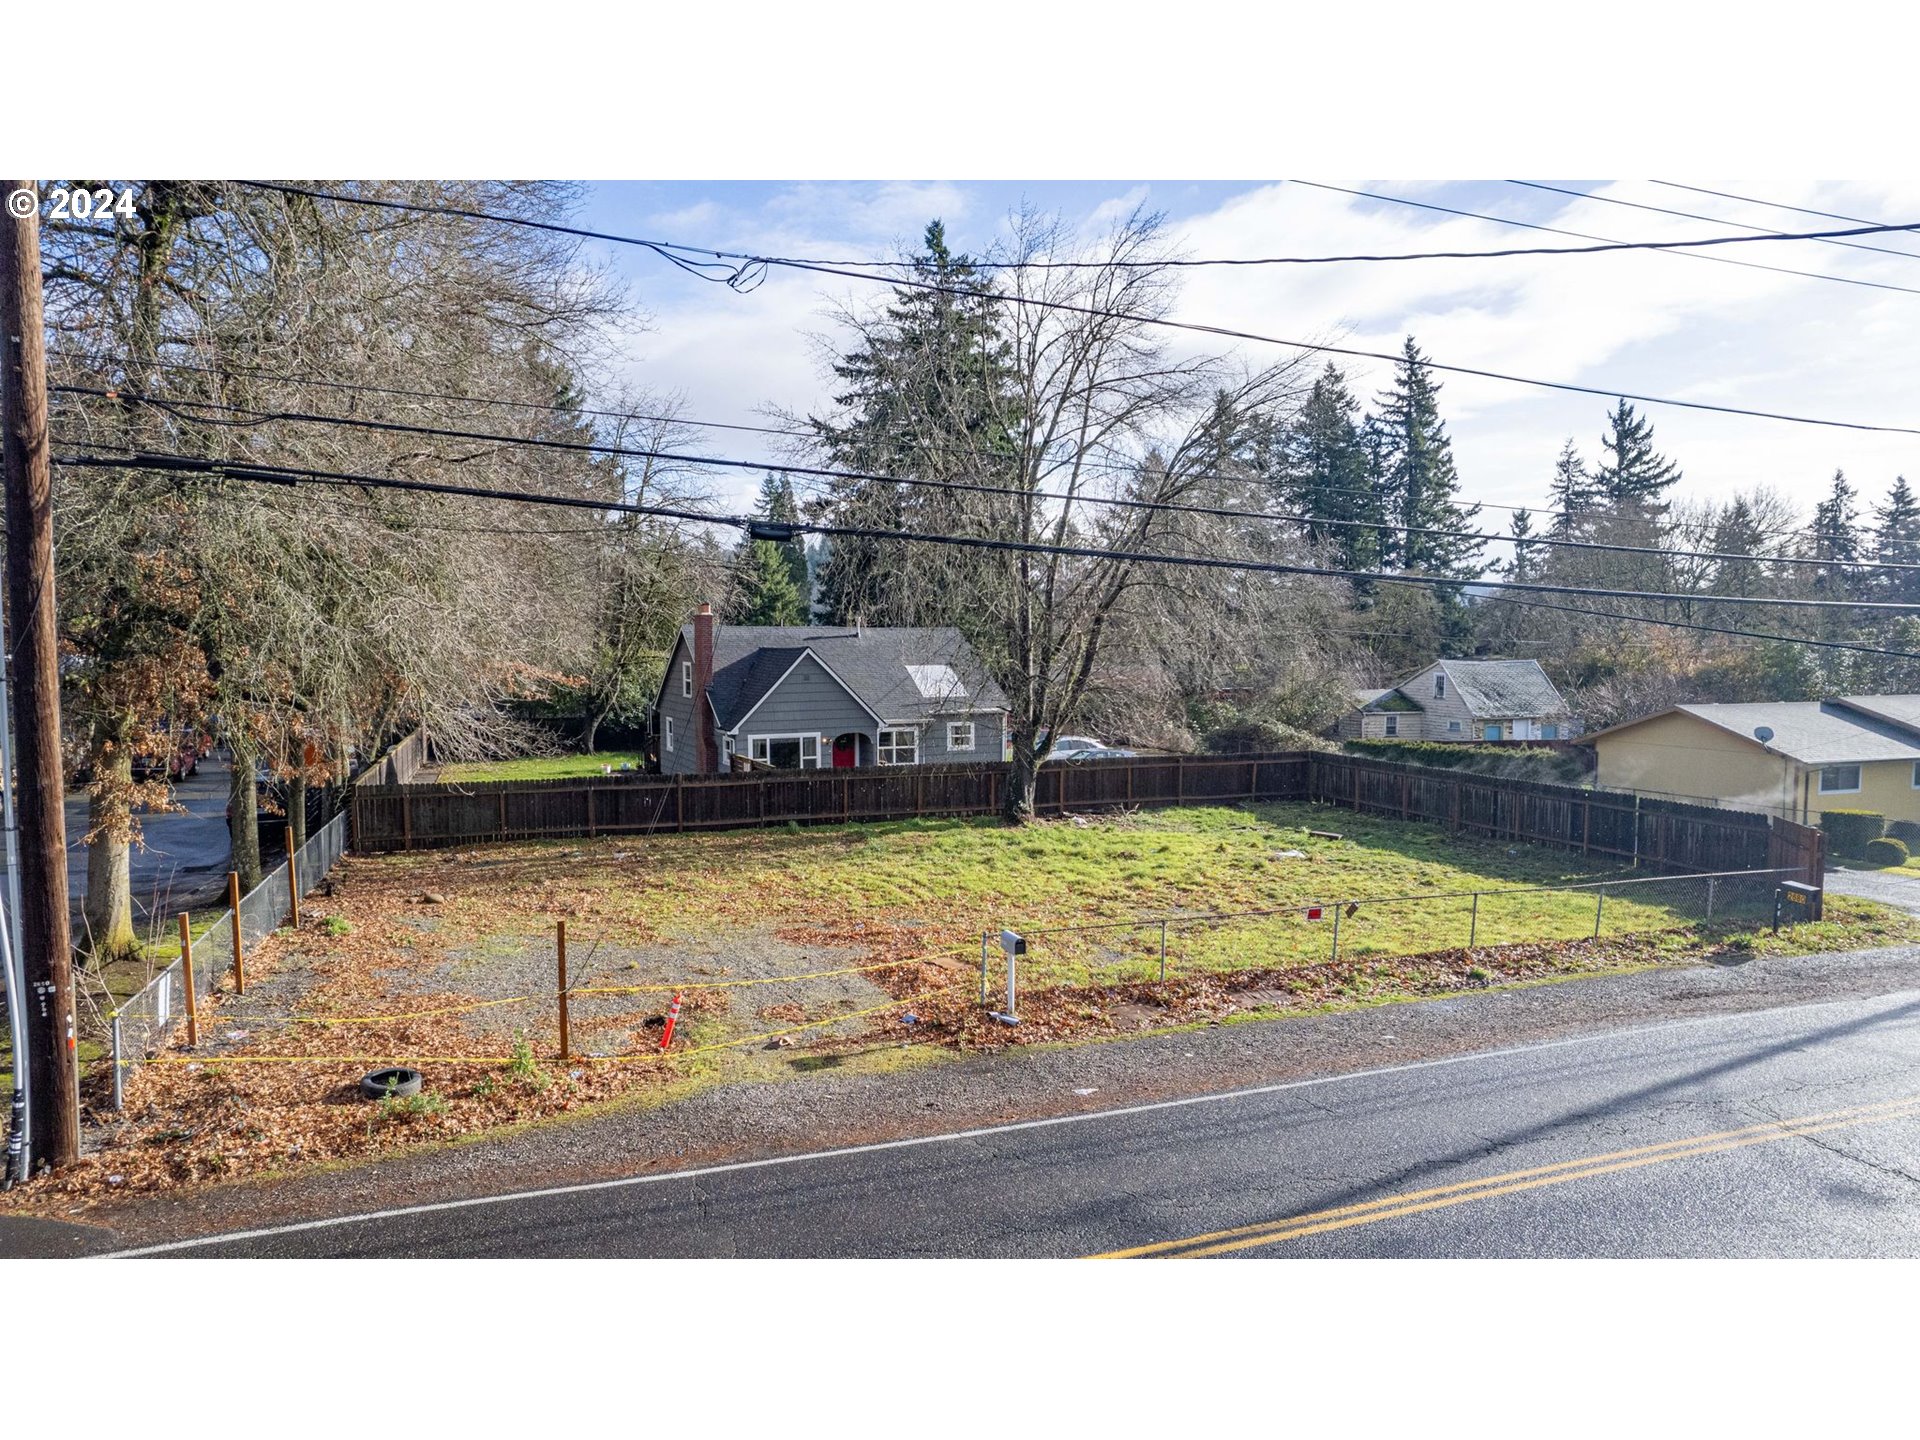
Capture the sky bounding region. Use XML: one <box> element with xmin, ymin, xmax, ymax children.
<box><xmin>573</xmin><ymin>179</ymin><xmax>1920</xmax><ymax>535</ymax></box>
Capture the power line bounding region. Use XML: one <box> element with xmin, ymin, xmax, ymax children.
<box><xmin>1292</xmin><ymin>179</ymin><xmax>1920</xmax><ymax>297</ymax></box>
<box><xmin>1471</xmin><ymin>592</ymin><xmax>1920</xmax><ymax>663</ymax></box>
<box><xmin>227</xmin><ymin>181</ymin><xmax>1920</xmax><ymax>439</ymax></box>
<box><xmin>51</xmin><ymin>447</ymin><xmax>1920</xmax><ymax>615</ymax></box>
<box><xmin>58</xmin><ymin>384</ymin><xmax>1920</xmax><ymax>576</ymax></box>
<box><xmin>1506</xmin><ymin>180</ymin><xmax>1920</xmax><ymax>265</ymax></box>
<box><xmin>1647</xmin><ymin>182</ymin><xmax>1890</xmax><ymax>233</ymax></box>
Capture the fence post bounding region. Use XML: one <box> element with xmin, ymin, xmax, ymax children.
<box><xmin>111</xmin><ymin>1015</ymin><xmax>124</xmax><ymax>1112</ymax></box>
<box><xmin>1593</xmin><ymin>888</ymin><xmax>1605</xmax><ymax>938</ymax></box>
<box><xmin>228</xmin><ymin>870</ymin><xmax>245</xmax><ymax>995</ymax></box>
<box><xmin>556</xmin><ymin>918</ymin><xmax>570</xmax><ymax>1061</ymax></box>
<box><xmin>402</xmin><ymin>790</ymin><xmax>413</xmax><ymax>850</ymax></box>
<box><xmin>979</xmin><ymin>931</ymin><xmax>990</xmax><ymax>1005</ymax></box>
<box><xmin>1159</xmin><ymin>920</ymin><xmax>1168</xmax><ymax>983</ymax></box>
<box><xmin>1468</xmin><ymin>892</ymin><xmax>1479</xmax><ymax>949</ymax></box>
<box><xmin>285</xmin><ymin>826</ymin><xmax>300</xmax><ymax>929</ymax></box>
<box><xmin>179</xmin><ymin>913</ymin><xmax>198</xmax><ymax>1048</ymax></box>
<box><xmin>1331</xmin><ymin>902</ymin><xmax>1342</xmax><ymax>963</ymax></box>
<box><xmin>1706</xmin><ymin>876</ymin><xmax>1717</xmax><ymax>922</ymax></box>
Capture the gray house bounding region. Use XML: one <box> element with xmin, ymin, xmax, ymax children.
<box><xmin>654</xmin><ymin>605</ymin><xmax>1012</xmax><ymax>774</ymax></box>
<box><xmin>1335</xmin><ymin>659</ymin><xmax>1576</xmax><ymax>742</ymax></box>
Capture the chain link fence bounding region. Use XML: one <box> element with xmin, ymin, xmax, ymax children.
<box><xmin>986</xmin><ymin>866</ymin><xmax>1807</xmax><ymax>1000</ymax></box>
<box><xmin>110</xmin><ymin>813</ymin><xmax>349</xmax><ymax>1108</ymax></box>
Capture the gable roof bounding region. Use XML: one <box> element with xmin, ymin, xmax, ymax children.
<box><xmin>1830</xmin><ymin>694</ymin><xmax>1920</xmax><ymax>733</ymax></box>
<box><xmin>1428</xmin><ymin>659</ymin><xmax>1568</xmax><ymax>718</ymax></box>
<box><xmin>1590</xmin><ymin>701</ymin><xmax>1920</xmax><ymax>766</ymax></box>
<box><xmin>679</xmin><ymin>623</ymin><xmax>1010</xmax><ymax>731</ymax></box>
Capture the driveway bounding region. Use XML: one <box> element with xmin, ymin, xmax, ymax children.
<box><xmin>1824</xmin><ymin>864</ymin><xmax>1920</xmax><ymax>915</ymax></box>
<box><xmin>64</xmin><ymin>753</ymin><xmax>234</xmax><ymax>924</ymax></box>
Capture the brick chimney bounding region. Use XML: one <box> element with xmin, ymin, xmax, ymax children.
<box><xmin>692</xmin><ymin>602</ymin><xmax>718</xmax><ymax>771</ymax></box>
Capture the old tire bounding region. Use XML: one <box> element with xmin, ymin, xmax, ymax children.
<box><xmin>360</xmin><ymin>1066</ymin><xmax>423</xmax><ymax>1100</ymax></box>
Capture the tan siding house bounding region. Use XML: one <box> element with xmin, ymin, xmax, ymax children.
<box><xmin>1588</xmin><ymin>698</ymin><xmax>1920</xmax><ymax>825</ymax></box>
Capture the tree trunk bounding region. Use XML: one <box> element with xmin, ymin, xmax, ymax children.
<box><xmin>582</xmin><ymin>709</ymin><xmax>604</xmax><ymax>755</ymax></box>
<box><xmin>80</xmin><ymin>726</ymin><xmax>138</xmax><ymax>959</ymax></box>
<box><xmin>1001</xmin><ymin>743</ymin><xmax>1038</xmax><ymax>824</ymax></box>
<box><xmin>288</xmin><ymin>774</ymin><xmax>307</xmax><ymax>852</ymax></box>
<box><xmin>227</xmin><ymin>742</ymin><xmax>262</xmax><ymax>893</ymax></box>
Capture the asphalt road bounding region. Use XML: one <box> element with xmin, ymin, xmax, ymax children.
<box><xmin>119</xmin><ymin>989</ymin><xmax>1920</xmax><ymax>1258</ymax></box>
<box><xmin>64</xmin><ymin>754</ymin><xmax>234</xmax><ymax>922</ymax></box>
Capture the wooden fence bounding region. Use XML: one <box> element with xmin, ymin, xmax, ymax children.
<box><xmin>347</xmin><ymin>747</ymin><xmax>1824</xmax><ymax>893</ymax></box>
<box><xmin>353</xmin><ymin>727</ymin><xmax>430</xmax><ymax>788</ymax></box>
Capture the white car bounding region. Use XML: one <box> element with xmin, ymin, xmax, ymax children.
<box><xmin>1041</xmin><ymin>734</ymin><xmax>1109</xmax><ymax>762</ymax></box>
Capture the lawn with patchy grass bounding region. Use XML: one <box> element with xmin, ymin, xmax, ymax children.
<box><xmin>12</xmin><ymin>801</ymin><xmax>1907</xmax><ymax>1208</ymax></box>
<box><xmin>436</xmin><ymin>751</ymin><xmax>649</xmax><ymax>783</ymax></box>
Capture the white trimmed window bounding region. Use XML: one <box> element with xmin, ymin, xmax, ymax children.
<box><xmin>1434</xmin><ymin>673</ymin><xmax>1446</xmax><ymax>698</ymax></box>
<box><xmin>947</xmin><ymin>720</ymin><xmax>976</xmax><ymax>752</ymax></box>
<box><xmin>681</xmin><ymin>661</ymin><xmax>692</xmax><ymax>698</ymax></box>
<box><xmin>749</xmin><ymin>735</ymin><xmax>820</xmax><ymax>769</ymax></box>
<box><xmin>1383</xmin><ymin>715</ymin><xmax>1398</xmax><ymax>737</ymax></box>
<box><xmin>664</xmin><ymin>716</ymin><xmax>674</xmax><ymax>751</ymax></box>
<box><xmin>1447</xmin><ymin>720</ymin><xmax>1462</xmax><ymax>734</ymax></box>
<box><xmin>878</xmin><ymin>727</ymin><xmax>918</xmax><ymax>765</ymax></box>
<box><xmin>1819</xmin><ymin>764</ymin><xmax>1862</xmax><ymax>794</ymax></box>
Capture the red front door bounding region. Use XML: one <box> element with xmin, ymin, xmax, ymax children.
<box><xmin>832</xmin><ymin>734</ymin><xmax>858</xmax><ymax>768</ymax></box>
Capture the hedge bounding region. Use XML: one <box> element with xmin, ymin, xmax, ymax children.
<box><xmin>1865</xmin><ymin>836</ymin><xmax>1911</xmax><ymax>867</ymax></box>
<box><xmin>1820</xmin><ymin>808</ymin><xmax>1885</xmax><ymax>857</ymax></box>
<box><xmin>1342</xmin><ymin>738</ymin><xmax>1592</xmax><ymax>784</ymax></box>
<box><xmin>1888</xmin><ymin>819</ymin><xmax>1920</xmax><ymax>849</ymax></box>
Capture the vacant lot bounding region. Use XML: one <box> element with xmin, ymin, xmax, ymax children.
<box><xmin>435</xmin><ymin>751</ymin><xmax>648</xmax><ymax>783</ymax></box>
<box><xmin>13</xmin><ymin>801</ymin><xmax>1905</xmax><ymax>1205</ymax></box>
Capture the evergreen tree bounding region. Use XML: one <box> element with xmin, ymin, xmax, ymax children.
<box><xmin>731</xmin><ymin>538</ymin><xmax>809</xmax><ymax>626</ymax></box>
<box><xmin>754</xmin><ymin>472</ymin><xmax>810</xmax><ymax>601</ymax></box>
<box><xmin>1810</xmin><ymin>469</ymin><xmax>1863</xmax><ymax>597</ymax></box>
<box><xmin>1372</xmin><ymin>336</ymin><xmax>1483</xmax><ymax>576</ymax></box>
<box><xmin>811</xmin><ymin>219</ymin><xmax>1018</xmax><ymax>625</ymax></box>
<box><xmin>1595</xmin><ymin>399</ymin><xmax>1682</xmax><ymax>512</ymax></box>
<box><xmin>1707</xmin><ymin>494</ymin><xmax>1767</xmax><ymax>597</ymax></box>
<box><xmin>1873</xmin><ymin>474</ymin><xmax>1920</xmax><ymax>603</ymax></box>
<box><xmin>1278</xmin><ymin>365</ymin><xmax>1381</xmax><ymax>570</ymax></box>
<box><xmin>1505</xmin><ymin>507</ymin><xmax>1535</xmax><ymax>581</ymax></box>
<box><xmin>1546</xmin><ymin>439</ymin><xmax>1601</xmax><ymax>539</ymax></box>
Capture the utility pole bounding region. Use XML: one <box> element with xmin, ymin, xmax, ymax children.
<box><xmin>1</xmin><ymin>181</ymin><xmax>79</xmax><ymax>1169</ymax></box>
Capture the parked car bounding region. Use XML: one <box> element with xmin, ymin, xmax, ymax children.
<box><xmin>1040</xmin><ymin>734</ymin><xmax>1109</xmax><ymax>762</ymax></box>
<box><xmin>1061</xmin><ymin>745</ymin><xmax>1137</xmax><ymax>761</ymax></box>
<box><xmin>131</xmin><ymin>731</ymin><xmax>202</xmax><ymax>783</ymax></box>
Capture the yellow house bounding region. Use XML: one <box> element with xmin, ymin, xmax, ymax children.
<box><xmin>1587</xmin><ymin>697</ymin><xmax>1920</xmax><ymax>826</ymax></box>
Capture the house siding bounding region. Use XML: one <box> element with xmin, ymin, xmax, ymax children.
<box><xmin>656</xmin><ymin>634</ymin><xmax>701</xmax><ymax>776</ymax></box>
<box><xmin>1404</xmin><ymin>663</ymin><xmax>1480</xmax><ymax>740</ymax></box>
<box><xmin>730</xmin><ymin>653</ymin><xmax>876</xmax><ymax>761</ymax></box>
<box><xmin>910</xmin><ymin>709</ymin><xmax>1008</xmax><ymax>764</ymax></box>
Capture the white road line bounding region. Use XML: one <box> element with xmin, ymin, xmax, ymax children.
<box><xmin>101</xmin><ymin>989</ymin><xmax>1920</xmax><ymax>1257</ymax></box>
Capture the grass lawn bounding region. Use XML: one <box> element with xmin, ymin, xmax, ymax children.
<box><xmin>436</xmin><ymin>751</ymin><xmax>649</xmax><ymax>783</ymax></box>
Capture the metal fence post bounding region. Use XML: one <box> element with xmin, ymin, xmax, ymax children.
<box><xmin>1706</xmin><ymin>876</ymin><xmax>1716</xmax><ymax>922</ymax></box>
<box><xmin>111</xmin><ymin>1015</ymin><xmax>124</xmax><ymax>1112</ymax></box>
<box><xmin>1006</xmin><ymin>946</ymin><xmax>1018</xmax><ymax>1022</ymax></box>
<box><xmin>1469</xmin><ymin>892</ymin><xmax>1479</xmax><ymax>949</ymax></box>
<box><xmin>979</xmin><ymin>932</ymin><xmax>990</xmax><ymax>1006</ymax></box>
<box><xmin>1159</xmin><ymin>920</ymin><xmax>1168</xmax><ymax>983</ymax></box>
<box><xmin>1594</xmin><ymin>888</ymin><xmax>1605</xmax><ymax>938</ymax></box>
<box><xmin>1331</xmin><ymin>902</ymin><xmax>1343</xmax><ymax>962</ymax></box>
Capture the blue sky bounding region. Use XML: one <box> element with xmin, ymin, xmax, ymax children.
<box><xmin>573</xmin><ymin>179</ymin><xmax>1920</xmax><ymax>532</ymax></box>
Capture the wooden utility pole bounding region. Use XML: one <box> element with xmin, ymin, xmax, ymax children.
<box><xmin>1</xmin><ymin>182</ymin><xmax>79</xmax><ymax>1168</ymax></box>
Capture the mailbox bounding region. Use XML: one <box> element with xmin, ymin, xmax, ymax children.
<box><xmin>1779</xmin><ymin>881</ymin><xmax>1822</xmax><ymax>921</ymax></box>
<box><xmin>1000</xmin><ymin>929</ymin><xmax>1027</xmax><ymax>957</ymax></box>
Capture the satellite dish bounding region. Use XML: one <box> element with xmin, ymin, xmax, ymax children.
<box><xmin>1754</xmin><ymin>726</ymin><xmax>1775</xmax><ymax>744</ymax></box>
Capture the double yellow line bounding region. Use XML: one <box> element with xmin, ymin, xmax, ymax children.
<box><xmin>1093</xmin><ymin>1093</ymin><xmax>1920</xmax><ymax>1258</ymax></box>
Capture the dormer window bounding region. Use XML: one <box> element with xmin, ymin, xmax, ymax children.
<box><xmin>1434</xmin><ymin>672</ymin><xmax>1446</xmax><ymax>699</ymax></box>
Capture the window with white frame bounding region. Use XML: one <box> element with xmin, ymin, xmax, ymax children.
<box><xmin>1447</xmin><ymin>720</ymin><xmax>1462</xmax><ymax>734</ymax></box>
<box><xmin>749</xmin><ymin>735</ymin><xmax>820</xmax><ymax>769</ymax></box>
<box><xmin>947</xmin><ymin>720</ymin><xmax>976</xmax><ymax>752</ymax></box>
<box><xmin>664</xmin><ymin>715</ymin><xmax>674</xmax><ymax>751</ymax></box>
<box><xmin>1383</xmin><ymin>715</ymin><xmax>1398</xmax><ymax>736</ymax></box>
<box><xmin>877</xmin><ymin>727</ymin><xmax>918</xmax><ymax>765</ymax></box>
<box><xmin>1819</xmin><ymin>764</ymin><xmax>1862</xmax><ymax>793</ymax></box>
<box><xmin>1434</xmin><ymin>673</ymin><xmax>1446</xmax><ymax>698</ymax></box>
<box><xmin>681</xmin><ymin>660</ymin><xmax>693</xmax><ymax>698</ymax></box>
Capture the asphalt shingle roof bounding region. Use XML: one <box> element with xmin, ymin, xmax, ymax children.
<box><xmin>1666</xmin><ymin>702</ymin><xmax>1920</xmax><ymax>765</ymax></box>
<box><xmin>681</xmin><ymin>624</ymin><xmax>1010</xmax><ymax>731</ymax></box>
<box><xmin>1432</xmin><ymin>659</ymin><xmax>1569</xmax><ymax>719</ymax></box>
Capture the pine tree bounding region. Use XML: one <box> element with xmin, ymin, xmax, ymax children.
<box><xmin>811</xmin><ymin>219</ymin><xmax>1018</xmax><ymax>625</ymax></box>
<box><xmin>732</xmin><ymin>538</ymin><xmax>809</xmax><ymax>626</ymax></box>
<box><xmin>1505</xmin><ymin>507</ymin><xmax>1535</xmax><ymax>581</ymax></box>
<box><xmin>1595</xmin><ymin>399</ymin><xmax>1682</xmax><ymax>512</ymax></box>
<box><xmin>754</xmin><ymin>472</ymin><xmax>810</xmax><ymax>601</ymax></box>
<box><xmin>1278</xmin><ymin>365</ymin><xmax>1381</xmax><ymax>570</ymax></box>
<box><xmin>1873</xmin><ymin>474</ymin><xmax>1920</xmax><ymax>603</ymax></box>
<box><xmin>1706</xmin><ymin>494</ymin><xmax>1768</xmax><ymax>612</ymax></box>
<box><xmin>1546</xmin><ymin>439</ymin><xmax>1601</xmax><ymax>539</ymax></box>
<box><xmin>1372</xmin><ymin>336</ymin><xmax>1483</xmax><ymax>576</ymax></box>
<box><xmin>1811</xmin><ymin>469</ymin><xmax>1863</xmax><ymax>597</ymax></box>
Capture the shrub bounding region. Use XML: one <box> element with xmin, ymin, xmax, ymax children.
<box><xmin>1343</xmin><ymin>738</ymin><xmax>1591</xmax><ymax>784</ymax></box>
<box><xmin>1865</xmin><ymin>836</ymin><xmax>1910</xmax><ymax>867</ymax></box>
<box><xmin>1887</xmin><ymin>819</ymin><xmax>1920</xmax><ymax>849</ymax></box>
<box><xmin>1820</xmin><ymin>808</ymin><xmax>1885</xmax><ymax>858</ymax></box>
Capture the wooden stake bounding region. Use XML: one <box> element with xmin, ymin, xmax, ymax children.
<box><xmin>179</xmin><ymin>913</ymin><xmax>198</xmax><ymax>1048</ymax></box>
<box><xmin>228</xmin><ymin>870</ymin><xmax>245</xmax><ymax>994</ymax></box>
<box><xmin>556</xmin><ymin>918</ymin><xmax>570</xmax><ymax>1061</ymax></box>
<box><xmin>285</xmin><ymin>825</ymin><xmax>300</xmax><ymax>929</ymax></box>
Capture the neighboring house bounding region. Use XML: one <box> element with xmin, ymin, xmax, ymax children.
<box><xmin>1587</xmin><ymin>697</ymin><xmax>1920</xmax><ymax>825</ymax></box>
<box><xmin>1335</xmin><ymin>659</ymin><xmax>1576</xmax><ymax>742</ymax></box>
<box><xmin>654</xmin><ymin>604</ymin><xmax>1011</xmax><ymax>774</ymax></box>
